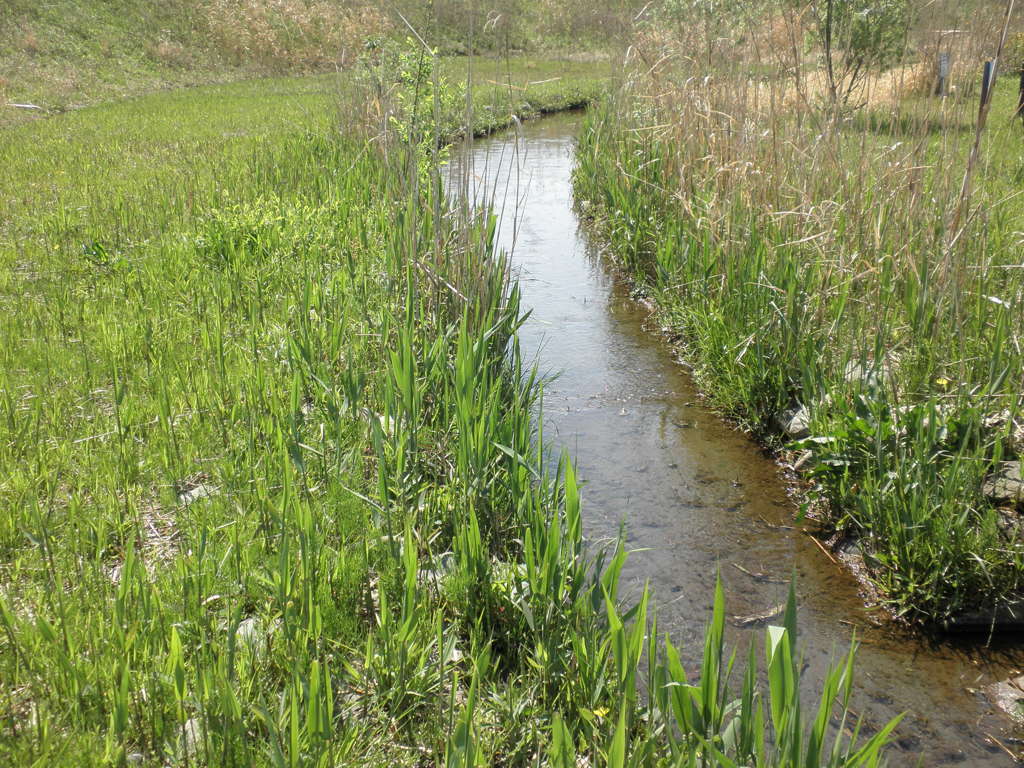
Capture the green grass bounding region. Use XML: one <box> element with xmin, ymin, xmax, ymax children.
<box><xmin>0</xmin><ymin>50</ymin><xmax>897</xmax><ymax>766</ymax></box>
<box><xmin>0</xmin><ymin>57</ymin><xmax>604</xmax><ymax>258</ymax></box>
<box><xmin>1</xmin><ymin>0</ymin><xmax>269</xmax><ymax>125</ymax></box>
<box><xmin>573</xmin><ymin>53</ymin><xmax>1024</xmax><ymax>625</ymax></box>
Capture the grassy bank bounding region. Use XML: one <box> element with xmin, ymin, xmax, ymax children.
<box><xmin>0</xmin><ymin>56</ymin><xmax>604</xmax><ymax>260</ymax></box>
<box><xmin>573</xmin><ymin>14</ymin><xmax>1024</xmax><ymax>626</ymax></box>
<box><xmin>0</xmin><ymin>0</ymin><xmax>632</xmax><ymax>128</ymax></box>
<box><xmin>0</xmin><ymin>46</ymin><xmax>900</xmax><ymax>767</ymax></box>
<box><xmin>0</xmin><ymin>0</ymin><xmax>380</xmax><ymax>126</ymax></box>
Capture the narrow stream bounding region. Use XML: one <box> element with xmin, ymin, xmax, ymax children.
<box><xmin>449</xmin><ymin>112</ymin><xmax>1022</xmax><ymax>766</ymax></box>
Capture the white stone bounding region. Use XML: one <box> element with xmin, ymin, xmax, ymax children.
<box><xmin>177</xmin><ymin>484</ymin><xmax>216</xmax><ymax>507</ymax></box>
<box><xmin>181</xmin><ymin>717</ymin><xmax>204</xmax><ymax>759</ymax></box>
<box><xmin>983</xmin><ymin>462</ymin><xmax>1024</xmax><ymax>507</ymax></box>
<box><xmin>775</xmin><ymin>404</ymin><xmax>811</xmax><ymax>440</ymax></box>
<box><xmin>986</xmin><ymin>676</ymin><xmax>1024</xmax><ymax>725</ymax></box>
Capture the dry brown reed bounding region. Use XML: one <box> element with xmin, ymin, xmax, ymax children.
<box><xmin>203</xmin><ymin>0</ymin><xmax>391</xmax><ymax>71</ymax></box>
<box><xmin>624</xmin><ymin>3</ymin><xmax>1024</xmax><ymax>304</ymax></box>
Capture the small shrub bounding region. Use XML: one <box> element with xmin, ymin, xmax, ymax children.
<box><xmin>809</xmin><ymin>0</ymin><xmax>914</xmax><ymax>106</ymax></box>
<box><xmin>148</xmin><ymin>33</ymin><xmax>191</xmax><ymax>69</ymax></box>
<box><xmin>355</xmin><ymin>37</ymin><xmax>465</xmax><ymax>183</ymax></box>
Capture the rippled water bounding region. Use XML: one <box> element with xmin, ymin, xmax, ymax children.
<box><xmin>447</xmin><ymin>111</ymin><xmax>1022</xmax><ymax>767</ymax></box>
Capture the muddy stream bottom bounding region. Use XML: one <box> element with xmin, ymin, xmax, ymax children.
<box><xmin>447</xmin><ymin>111</ymin><xmax>1023</xmax><ymax>766</ymax></box>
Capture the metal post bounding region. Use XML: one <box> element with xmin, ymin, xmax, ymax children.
<box><xmin>937</xmin><ymin>52</ymin><xmax>950</xmax><ymax>97</ymax></box>
<box><xmin>981</xmin><ymin>59</ymin><xmax>994</xmax><ymax>107</ymax></box>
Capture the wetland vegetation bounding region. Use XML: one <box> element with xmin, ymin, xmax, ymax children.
<box><xmin>574</xmin><ymin>0</ymin><xmax>1024</xmax><ymax>628</ymax></box>
<box><xmin>3</xmin><ymin>0</ymin><xmax>1024</xmax><ymax>764</ymax></box>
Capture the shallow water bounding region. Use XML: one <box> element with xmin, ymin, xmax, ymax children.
<box><xmin>448</xmin><ymin>111</ymin><xmax>1023</xmax><ymax>766</ymax></box>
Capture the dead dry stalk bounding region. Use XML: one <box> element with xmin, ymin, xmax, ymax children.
<box><xmin>946</xmin><ymin>0</ymin><xmax>1016</xmax><ymax>248</ymax></box>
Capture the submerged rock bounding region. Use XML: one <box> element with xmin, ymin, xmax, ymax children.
<box><xmin>982</xmin><ymin>462</ymin><xmax>1024</xmax><ymax>508</ymax></box>
<box><xmin>985</xmin><ymin>676</ymin><xmax>1024</xmax><ymax>725</ymax></box>
<box><xmin>775</xmin><ymin>404</ymin><xmax>811</xmax><ymax>440</ymax></box>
